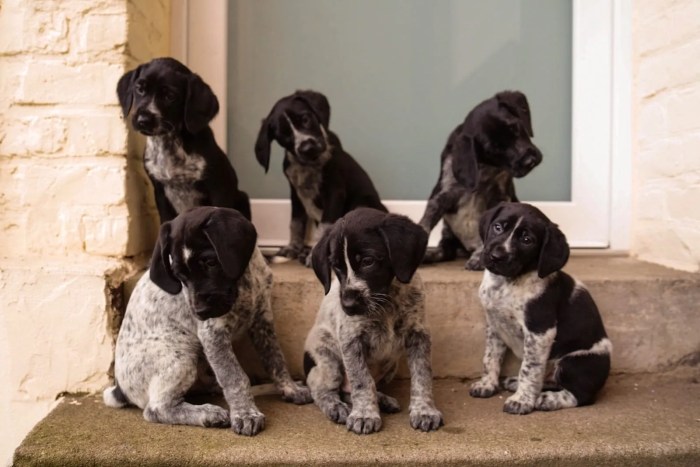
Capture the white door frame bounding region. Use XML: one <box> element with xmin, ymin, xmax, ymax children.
<box><xmin>172</xmin><ymin>0</ymin><xmax>631</xmax><ymax>250</ymax></box>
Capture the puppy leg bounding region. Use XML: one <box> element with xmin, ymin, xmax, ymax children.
<box><xmin>302</xmin><ymin>222</ymin><xmax>332</xmax><ymax>268</ymax></box>
<box><xmin>341</xmin><ymin>337</ymin><xmax>382</xmax><ymax>434</ymax></box>
<box><xmin>470</xmin><ymin>321</ymin><xmax>508</xmax><ymax>398</ymax></box>
<box><xmin>419</xmin><ymin>185</ymin><xmax>446</xmax><ymax>234</ymax></box>
<box><xmin>538</xmin><ymin>352</ymin><xmax>611</xmax><ymax>411</ymax></box>
<box><xmin>424</xmin><ymin>223</ymin><xmax>461</xmax><ymax>263</ymax></box>
<box><xmin>278</xmin><ymin>190</ymin><xmax>309</xmax><ymax>260</ymax></box>
<box><xmin>248</xmin><ymin>309</ymin><xmax>312</xmax><ymax>404</ymax></box>
<box><xmin>405</xmin><ymin>329</ymin><xmax>443</xmax><ymax>431</ymax></box>
<box><xmin>377</xmin><ymin>391</ymin><xmax>401</xmax><ymax>414</ymax></box>
<box><xmin>464</xmin><ymin>245</ymin><xmax>484</xmax><ymax>270</ymax></box>
<box><xmin>198</xmin><ymin>320</ymin><xmax>265</xmax><ymax>436</ymax></box>
<box><xmin>143</xmin><ymin>354</ymin><xmax>229</xmax><ymax>428</ymax></box>
<box><xmin>305</xmin><ymin>345</ymin><xmax>350</xmax><ymax>424</ymax></box>
<box><xmin>503</xmin><ymin>328</ymin><xmax>556</xmax><ymax>415</ymax></box>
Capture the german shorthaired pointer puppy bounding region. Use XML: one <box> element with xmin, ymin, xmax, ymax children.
<box><xmin>103</xmin><ymin>207</ymin><xmax>311</xmax><ymax>435</ymax></box>
<box><xmin>304</xmin><ymin>208</ymin><xmax>443</xmax><ymax>434</ymax></box>
<box><xmin>117</xmin><ymin>57</ymin><xmax>250</xmax><ymax>223</ymax></box>
<box><xmin>419</xmin><ymin>91</ymin><xmax>542</xmax><ymax>270</ymax></box>
<box><xmin>470</xmin><ymin>202</ymin><xmax>611</xmax><ymax>414</ymax></box>
<box><xmin>254</xmin><ymin>90</ymin><xmax>387</xmax><ymax>266</ymax></box>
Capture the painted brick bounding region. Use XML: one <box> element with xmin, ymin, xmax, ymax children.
<box><xmin>0</xmin><ymin>116</ymin><xmax>68</xmax><ymax>155</ymax></box>
<box><xmin>75</xmin><ymin>13</ymin><xmax>128</xmax><ymax>54</ymax></box>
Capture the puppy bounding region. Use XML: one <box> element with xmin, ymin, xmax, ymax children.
<box><xmin>255</xmin><ymin>90</ymin><xmax>387</xmax><ymax>265</ymax></box>
<box><xmin>419</xmin><ymin>91</ymin><xmax>542</xmax><ymax>270</ymax></box>
<box><xmin>469</xmin><ymin>202</ymin><xmax>611</xmax><ymax>414</ymax></box>
<box><xmin>103</xmin><ymin>207</ymin><xmax>311</xmax><ymax>435</ymax></box>
<box><xmin>117</xmin><ymin>57</ymin><xmax>251</xmax><ymax>223</ymax></box>
<box><xmin>303</xmin><ymin>208</ymin><xmax>443</xmax><ymax>434</ymax></box>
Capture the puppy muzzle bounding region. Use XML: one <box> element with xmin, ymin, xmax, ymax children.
<box><xmin>482</xmin><ymin>246</ymin><xmax>521</xmax><ymax>277</ymax></box>
<box><xmin>512</xmin><ymin>147</ymin><xmax>542</xmax><ymax>178</ymax></box>
<box><xmin>190</xmin><ymin>294</ymin><xmax>234</xmax><ymax>321</ymax></box>
<box><xmin>296</xmin><ymin>139</ymin><xmax>327</xmax><ymax>164</ymax></box>
<box><xmin>340</xmin><ymin>289</ymin><xmax>366</xmax><ymax>316</ymax></box>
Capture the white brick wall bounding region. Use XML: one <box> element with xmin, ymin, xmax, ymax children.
<box><xmin>632</xmin><ymin>0</ymin><xmax>700</xmax><ymax>272</ymax></box>
<box><xmin>0</xmin><ymin>0</ymin><xmax>169</xmax><ymax>463</ymax></box>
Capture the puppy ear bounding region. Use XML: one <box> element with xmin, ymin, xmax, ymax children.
<box><xmin>149</xmin><ymin>221</ymin><xmax>182</xmax><ymax>294</ymax></box>
<box><xmin>294</xmin><ymin>90</ymin><xmax>331</xmax><ymax>128</ymax></box>
<box><xmin>451</xmin><ymin>134</ymin><xmax>480</xmax><ymax>192</ymax></box>
<box><xmin>537</xmin><ymin>223</ymin><xmax>569</xmax><ymax>278</ymax></box>
<box><xmin>116</xmin><ymin>65</ymin><xmax>142</xmax><ymax>118</ymax></box>
<box><xmin>184</xmin><ymin>74</ymin><xmax>219</xmax><ymax>134</ymax></box>
<box><xmin>478</xmin><ymin>203</ymin><xmax>506</xmax><ymax>242</ymax></box>
<box><xmin>254</xmin><ymin>114</ymin><xmax>274</xmax><ymax>173</ymax></box>
<box><xmin>379</xmin><ymin>214</ymin><xmax>428</xmax><ymax>284</ymax></box>
<box><xmin>203</xmin><ymin>209</ymin><xmax>257</xmax><ymax>280</ymax></box>
<box><xmin>496</xmin><ymin>90</ymin><xmax>534</xmax><ymax>137</ymax></box>
<box><xmin>311</xmin><ymin>223</ymin><xmax>337</xmax><ymax>294</ymax></box>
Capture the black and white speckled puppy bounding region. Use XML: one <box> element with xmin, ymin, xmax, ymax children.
<box><xmin>255</xmin><ymin>90</ymin><xmax>387</xmax><ymax>266</ymax></box>
<box><xmin>103</xmin><ymin>207</ymin><xmax>311</xmax><ymax>435</ymax></box>
<box><xmin>303</xmin><ymin>208</ymin><xmax>443</xmax><ymax>434</ymax></box>
<box><xmin>470</xmin><ymin>202</ymin><xmax>611</xmax><ymax>414</ymax></box>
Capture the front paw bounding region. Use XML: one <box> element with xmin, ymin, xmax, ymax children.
<box><xmin>346</xmin><ymin>407</ymin><xmax>382</xmax><ymax>434</ymax></box>
<box><xmin>281</xmin><ymin>383</ymin><xmax>313</xmax><ymax>405</ymax></box>
<box><xmin>503</xmin><ymin>393</ymin><xmax>535</xmax><ymax>415</ymax></box>
<box><xmin>230</xmin><ymin>407</ymin><xmax>266</xmax><ymax>436</ymax></box>
<box><xmin>464</xmin><ymin>255</ymin><xmax>484</xmax><ymax>271</ymax></box>
<box><xmin>277</xmin><ymin>244</ymin><xmax>304</xmax><ymax>259</ymax></box>
<box><xmin>409</xmin><ymin>404</ymin><xmax>444</xmax><ymax>432</ymax></box>
<box><xmin>321</xmin><ymin>400</ymin><xmax>351</xmax><ymax>424</ymax></box>
<box><xmin>469</xmin><ymin>378</ymin><xmax>499</xmax><ymax>398</ymax></box>
<box><xmin>300</xmin><ymin>247</ymin><xmax>313</xmax><ymax>268</ymax></box>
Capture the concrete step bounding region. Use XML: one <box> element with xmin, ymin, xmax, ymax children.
<box><xmin>232</xmin><ymin>255</ymin><xmax>700</xmax><ymax>381</ymax></box>
<box><xmin>14</xmin><ymin>370</ymin><xmax>700</xmax><ymax>466</ymax></box>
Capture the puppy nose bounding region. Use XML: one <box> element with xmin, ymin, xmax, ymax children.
<box><xmin>135</xmin><ymin>111</ymin><xmax>156</xmax><ymax>128</ymax></box>
<box><xmin>489</xmin><ymin>248</ymin><xmax>507</xmax><ymax>263</ymax></box>
<box><xmin>298</xmin><ymin>139</ymin><xmax>321</xmax><ymax>158</ymax></box>
<box><xmin>521</xmin><ymin>149</ymin><xmax>541</xmax><ymax>170</ymax></box>
<box><xmin>341</xmin><ymin>289</ymin><xmax>361</xmax><ymax>308</ymax></box>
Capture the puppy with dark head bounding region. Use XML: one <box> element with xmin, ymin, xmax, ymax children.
<box><xmin>255</xmin><ymin>90</ymin><xmax>387</xmax><ymax>266</ymax></box>
<box><xmin>117</xmin><ymin>57</ymin><xmax>250</xmax><ymax>223</ymax></box>
<box><xmin>103</xmin><ymin>207</ymin><xmax>311</xmax><ymax>435</ymax></box>
<box><xmin>303</xmin><ymin>208</ymin><xmax>443</xmax><ymax>434</ymax></box>
<box><xmin>470</xmin><ymin>202</ymin><xmax>611</xmax><ymax>414</ymax></box>
<box><xmin>420</xmin><ymin>90</ymin><xmax>542</xmax><ymax>270</ymax></box>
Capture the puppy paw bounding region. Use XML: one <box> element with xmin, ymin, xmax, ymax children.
<box><xmin>409</xmin><ymin>405</ymin><xmax>444</xmax><ymax>432</ymax></box>
<box><xmin>377</xmin><ymin>392</ymin><xmax>401</xmax><ymax>413</ymax></box>
<box><xmin>322</xmin><ymin>400</ymin><xmax>351</xmax><ymax>425</ymax></box>
<box><xmin>469</xmin><ymin>379</ymin><xmax>499</xmax><ymax>398</ymax></box>
<box><xmin>200</xmin><ymin>404</ymin><xmax>231</xmax><ymax>428</ymax></box>
<box><xmin>301</xmin><ymin>250</ymin><xmax>313</xmax><ymax>268</ymax></box>
<box><xmin>464</xmin><ymin>256</ymin><xmax>484</xmax><ymax>271</ymax></box>
<box><xmin>346</xmin><ymin>408</ymin><xmax>382</xmax><ymax>435</ymax></box>
<box><xmin>503</xmin><ymin>393</ymin><xmax>535</xmax><ymax>415</ymax></box>
<box><xmin>230</xmin><ymin>407</ymin><xmax>266</xmax><ymax>436</ymax></box>
<box><xmin>277</xmin><ymin>244</ymin><xmax>303</xmax><ymax>260</ymax></box>
<box><xmin>281</xmin><ymin>383</ymin><xmax>313</xmax><ymax>405</ymax></box>
<box><xmin>501</xmin><ymin>376</ymin><xmax>519</xmax><ymax>392</ymax></box>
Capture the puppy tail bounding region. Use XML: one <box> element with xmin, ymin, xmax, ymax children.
<box><xmin>103</xmin><ymin>383</ymin><xmax>130</xmax><ymax>409</ymax></box>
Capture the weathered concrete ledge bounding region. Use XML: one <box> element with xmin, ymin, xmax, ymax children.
<box><xmin>234</xmin><ymin>255</ymin><xmax>700</xmax><ymax>380</ymax></box>
<box><xmin>14</xmin><ymin>370</ymin><xmax>700</xmax><ymax>466</ymax></box>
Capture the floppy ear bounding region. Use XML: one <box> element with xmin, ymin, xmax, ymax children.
<box><xmin>496</xmin><ymin>90</ymin><xmax>534</xmax><ymax>137</ymax></box>
<box><xmin>116</xmin><ymin>65</ymin><xmax>142</xmax><ymax>118</ymax></box>
<box><xmin>203</xmin><ymin>209</ymin><xmax>257</xmax><ymax>280</ymax></box>
<box><xmin>478</xmin><ymin>203</ymin><xmax>506</xmax><ymax>242</ymax></box>
<box><xmin>311</xmin><ymin>223</ymin><xmax>337</xmax><ymax>294</ymax></box>
<box><xmin>149</xmin><ymin>221</ymin><xmax>182</xmax><ymax>294</ymax></box>
<box><xmin>379</xmin><ymin>214</ymin><xmax>428</xmax><ymax>284</ymax></box>
<box><xmin>451</xmin><ymin>133</ymin><xmax>480</xmax><ymax>192</ymax></box>
<box><xmin>184</xmin><ymin>74</ymin><xmax>219</xmax><ymax>134</ymax></box>
<box><xmin>294</xmin><ymin>90</ymin><xmax>331</xmax><ymax>128</ymax></box>
<box><xmin>254</xmin><ymin>114</ymin><xmax>274</xmax><ymax>173</ymax></box>
<box><xmin>537</xmin><ymin>223</ymin><xmax>570</xmax><ymax>278</ymax></box>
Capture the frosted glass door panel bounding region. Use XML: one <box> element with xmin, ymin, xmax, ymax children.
<box><xmin>227</xmin><ymin>0</ymin><xmax>572</xmax><ymax>201</ymax></box>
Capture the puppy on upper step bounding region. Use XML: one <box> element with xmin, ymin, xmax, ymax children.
<box><xmin>470</xmin><ymin>202</ymin><xmax>611</xmax><ymax>414</ymax></box>
<box><xmin>303</xmin><ymin>208</ymin><xmax>443</xmax><ymax>434</ymax></box>
<box><xmin>254</xmin><ymin>90</ymin><xmax>387</xmax><ymax>266</ymax></box>
<box><xmin>117</xmin><ymin>57</ymin><xmax>251</xmax><ymax>223</ymax></box>
<box><xmin>420</xmin><ymin>91</ymin><xmax>542</xmax><ymax>270</ymax></box>
<box><xmin>103</xmin><ymin>207</ymin><xmax>311</xmax><ymax>436</ymax></box>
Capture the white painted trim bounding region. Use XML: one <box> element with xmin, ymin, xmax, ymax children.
<box><xmin>176</xmin><ymin>0</ymin><xmax>631</xmax><ymax>250</ymax></box>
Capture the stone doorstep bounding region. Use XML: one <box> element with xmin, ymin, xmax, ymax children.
<box><xmin>13</xmin><ymin>370</ymin><xmax>700</xmax><ymax>466</ymax></box>
<box><xmin>233</xmin><ymin>255</ymin><xmax>700</xmax><ymax>381</ymax></box>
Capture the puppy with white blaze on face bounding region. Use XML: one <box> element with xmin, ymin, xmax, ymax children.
<box><xmin>103</xmin><ymin>207</ymin><xmax>311</xmax><ymax>436</ymax></box>
<box><xmin>303</xmin><ymin>208</ymin><xmax>443</xmax><ymax>434</ymax></box>
<box><xmin>471</xmin><ymin>202</ymin><xmax>611</xmax><ymax>414</ymax></box>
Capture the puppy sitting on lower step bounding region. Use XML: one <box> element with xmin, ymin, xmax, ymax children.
<box><xmin>304</xmin><ymin>208</ymin><xmax>443</xmax><ymax>434</ymax></box>
<box><xmin>470</xmin><ymin>202</ymin><xmax>611</xmax><ymax>414</ymax></box>
<box><xmin>103</xmin><ymin>207</ymin><xmax>311</xmax><ymax>435</ymax></box>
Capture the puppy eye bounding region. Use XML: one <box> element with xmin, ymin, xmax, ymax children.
<box><xmin>134</xmin><ymin>81</ymin><xmax>146</xmax><ymax>96</ymax></box>
<box><xmin>162</xmin><ymin>90</ymin><xmax>175</xmax><ymax>102</ymax></box>
<box><xmin>492</xmin><ymin>223</ymin><xmax>504</xmax><ymax>234</ymax></box>
<box><xmin>521</xmin><ymin>233</ymin><xmax>534</xmax><ymax>245</ymax></box>
<box><xmin>301</xmin><ymin>114</ymin><xmax>311</xmax><ymax>127</ymax></box>
<box><xmin>360</xmin><ymin>257</ymin><xmax>376</xmax><ymax>268</ymax></box>
<box><xmin>201</xmin><ymin>258</ymin><xmax>218</xmax><ymax>269</ymax></box>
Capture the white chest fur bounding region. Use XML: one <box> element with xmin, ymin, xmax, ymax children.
<box><xmin>144</xmin><ymin>137</ymin><xmax>206</xmax><ymax>213</ymax></box>
<box><xmin>478</xmin><ymin>270</ymin><xmax>550</xmax><ymax>359</ymax></box>
<box><xmin>284</xmin><ymin>153</ymin><xmax>323</xmax><ymax>222</ymax></box>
